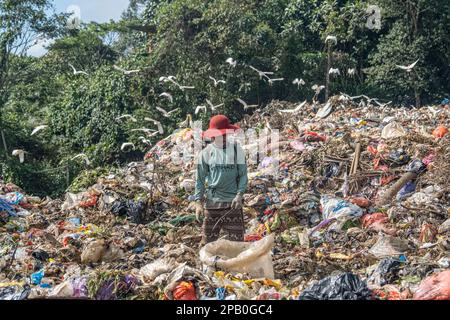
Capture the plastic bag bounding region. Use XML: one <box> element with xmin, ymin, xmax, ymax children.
<box><xmin>396</xmin><ymin>181</ymin><xmax>416</xmax><ymax>201</ymax></box>
<box><xmin>299</xmin><ymin>273</ymin><xmax>372</xmax><ymax>300</ymax></box>
<box><xmin>80</xmin><ymin>239</ymin><xmax>123</xmax><ymax>264</ymax></box>
<box><xmin>0</xmin><ymin>284</ymin><xmax>30</xmax><ymax>300</ymax></box>
<box><xmin>413</xmin><ymin>270</ymin><xmax>450</xmax><ymax>300</ymax></box>
<box><xmin>361</xmin><ymin>213</ymin><xmax>396</xmax><ymax>235</ymax></box>
<box><xmin>163</xmin><ymin>264</ymin><xmax>212</xmax><ymax>300</ymax></box>
<box><xmin>320</xmin><ymin>195</ymin><xmax>363</xmax><ymax>222</ymax></box>
<box><xmin>140</xmin><ymin>258</ymin><xmax>178</xmax><ymax>283</ymax></box>
<box><xmin>110</xmin><ymin>199</ymin><xmax>147</xmax><ymax>224</ymax></box>
<box><xmin>199</xmin><ymin>234</ymin><xmax>275</xmax><ymax>279</ymax></box>
<box><xmin>432</xmin><ymin>126</ymin><xmax>448</xmax><ymax>139</ymax></box>
<box><xmin>316</xmin><ymin>102</ymin><xmax>333</xmax><ymax>119</ymax></box>
<box><xmin>381</xmin><ymin>122</ymin><xmax>406</xmax><ymax>139</ymax></box>
<box><xmin>438</xmin><ymin>218</ymin><xmax>450</xmax><ymax>234</ymax></box>
<box><xmin>173</xmin><ymin>281</ymin><xmax>197</xmax><ymax>300</ymax></box>
<box><xmin>368</xmin><ymin>258</ymin><xmax>402</xmax><ymax>286</ymax></box>
<box><xmin>369</xmin><ymin>235</ymin><xmax>409</xmax><ymax>258</ymax></box>
<box><xmin>31</xmin><ymin>269</ymin><xmax>44</xmax><ymax>285</ymax></box>
<box><xmin>50</xmin><ymin>277</ymin><xmax>88</xmax><ymax>298</ymax></box>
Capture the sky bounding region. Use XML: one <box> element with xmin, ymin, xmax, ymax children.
<box><xmin>27</xmin><ymin>0</ymin><xmax>131</xmax><ymax>57</ymax></box>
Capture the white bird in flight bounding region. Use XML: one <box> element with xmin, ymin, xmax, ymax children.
<box><xmin>396</xmin><ymin>59</ymin><xmax>419</xmax><ymax>72</ymax></box>
<box><xmin>31</xmin><ymin>125</ymin><xmax>48</xmax><ymax>136</ymax></box>
<box><xmin>160</xmin><ymin>76</ymin><xmax>194</xmax><ymax>91</ymax></box>
<box><xmin>347</xmin><ymin>68</ymin><xmax>356</xmax><ymax>76</ymax></box>
<box><xmin>312</xmin><ymin>84</ymin><xmax>325</xmax><ymax>94</ymax></box>
<box><xmin>248</xmin><ymin>65</ymin><xmax>274</xmax><ymax>80</ymax></box>
<box><xmin>138</xmin><ymin>136</ymin><xmax>152</xmax><ymax>146</ymax></box>
<box><xmin>209</xmin><ymin>76</ymin><xmax>226</xmax><ymax>87</ymax></box>
<box><xmin>159</xmin><ymin>92</ymin><xmax>173</xmax><ymax>103</ymax></box>
<box><xmin>71</xmin><ymin>153</ymin><xmax>90</xmax><ymax>165</ymax></box>
<box><xmin>131</xmin><ymin>128</ymin><xmax>158</xmax><ymax>136</ymax></box>
<box><xmin>226</xmin><ymin>57</ymin><xmax>237</xmax><ymax>68</ymax></box>
<box><xmin>267</xmin><ymin>78</ymin><xmax>284</xmax><ymax>86</ymax></box>
<box><xmin>116</xmin><ymin>114</ymin><xmax>137</xmax><ymax>122</ymax></box>
<box><xmin>279</xmin><ymin>100</ymin><xmax>307</xmax><ymax>114</ymax></box>
<box><xmin>12</xmin><ymin>149</ymin><xmax>26</xmax><ymax>163</ymax></box>
<box><xmin>239</xmin><ymin>82</ymin><xmax>252</xmax><ymax>93</ymax></box>
<box><xmin>206</xmin><ymin>99</ymin><xmax>224</xmax><ymax>112</ymax></box>
<box><xmin>159</xmin><ymin>75</ymin><xmax>176</xmax><ymax>83</ymax></box>
<box><xmin>121</xmin><ymin>142</ymin><xmax>136</xmax><ymax>151</ymax></box>
<box><xmin>293</xmin><ymin>78</ymin><xmax>306</xmax><ymax>88</ymax></box>
<box><xmin>179</xmin><ymin>114</ymin><xmax>193</xmax><ymax>128</ymax></box>
<box><xmin>325</xmin><ymin>35</ymin><xmax>337</xmax><ymax>45</ymax></box>
<box><xmin>68</xmin><ymin>64</ymin><xmax>88</xmax><ymax>76</ymax></box>
<box><xmin>156</xmin><ymin>106</ymin><xmax>180</xmax><ymax>118</ymax></box>
<box><xmin>144</xmin><ymin>118</ymin><xmax>164</xmax><ymax>134</ymax></box>
<box><xmin>329</xmin><ymin>68</ymin><xmax>340</xmax><ymax>76</ymax></box>
<box><xmin>113</xmin><ymin>65</ymin><xmax>140</xmax><ymax>75</ymax></box>
<box><xmin>237</xmin><ymin>98</ymin><xmax>258</xmax><ymax>111</ymax></box>
<box><xmin>195</xmin><ymin>105</ymin><xmax>207</xmax><ymax>115</ymax></box>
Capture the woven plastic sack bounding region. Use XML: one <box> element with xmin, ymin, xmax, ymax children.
<box><xmin>199</xmin><ymin>234</ymin><xmax>275</xmax><ymax>279</ymax></box>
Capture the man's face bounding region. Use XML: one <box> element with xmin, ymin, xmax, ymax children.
<box><xmin>213</xmin><ymin>134</ymin><xmax>227</xmax><ymax>147</ymax></box>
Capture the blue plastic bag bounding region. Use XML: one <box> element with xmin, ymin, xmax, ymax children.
<box><xmin>396</xmin><ymin>181</ymin><xmax>416</xmax><ymax>201</ymax></box>
<box><xmin>31</xmin><ymin>269</ymin><xmax>44</xmax><ymax>285</ymax></box>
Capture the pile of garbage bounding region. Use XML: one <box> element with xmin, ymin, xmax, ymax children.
<box><xmin>1</xmin><ymin>96</ymin><xmax>449</xmax><ymax>300</ymax></box>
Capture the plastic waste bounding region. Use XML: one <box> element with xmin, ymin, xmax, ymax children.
<box><xmin>369</xmin><ymin>235</ymin><xmax>409</xmax><ymax>258</ymax></box>
<box><xmin>110</xmin><ymin>199</ymin><xmax>147</xmax><ymax>224</ymax></box>
<box><xmin>31</xmin><ymin>269</ymin><xmax>44</xmax><ymax>285</ymax></box>
<box><xmin>387</xmin><ymin>149</ymin><xmax>410</xmax><ymax>165</ymax></box>
<box><xmin>290</xmin><ymin>140</ymin><xmax>305</xmax><ymax>151</ymax></box>
<box><xmin>438</xmin><ymin>218</ymin><xmax>450</xmax><ymax>234</ymax></box>
<box><xmin>413</xmin><ymin>270</ymin><xmax>450</xmax><ymax>300</ymax></box>
<box><xmin>381</xmin><ymin>122</ymin><xmax>406</xmax><ymax>139</ymax></box>
<box><xmin>406</xmin><ymin>160</ymin><xmax>426</xmax><ymax>174</ymax></box>
<box><xmin>316</xmin><ymin>102</ymin><xmax>333</xmax><ymax>119</ymax></box>
<box><xmin>319</xmin><ymin>196</ymin><xmax>363</xmax><ymax>228</ymax></box>
<box><xmin>163</xmin><ymin>264</ymin><xmax>212</xmax><ymax>300</ymax></box>
<box><xmin>139</xmin><ymin>258</ymin><xmax>178</xmax><ymax>283</ymax></box>
<box><xmin>32</xmin><ymin>250</ymin><xmax>49</xmax><ymax>262</ymax></box>
<box><xmin>299</xmin><ymin>273</ymin><xmax>372</xmax><ymax>300</ymax></box>
<box><xmin>173</xmin><ymin>281</ymin><xmax>197</xmax><ymax>300</ymax></box>
<box><xmin>199</xmin><ymin>234</ymin><xmax>275</xmax><ymax>279</ymax></box>
<box><xmin>80</xmin><ymin>239</ymin><xmax>123</xmax><ymax>264</ymax></box>
<box><xmin>396</xmin><ymin>181</ymin><xmax>416</xmax><ymax>201</ymax></box>
<box><xmin>0</xmin><ymin>284</ymin><xmax>30</xmax><ymax>300</ymax></box>
<box><xmin>368</xmin><ymin>258</ymin><xmax>402</xmax><ymax>286</ymax></box>
<box><xmin>432</xmin><ymin>126</ymin><xmax>448</xmax><ymax>139</ymax></box>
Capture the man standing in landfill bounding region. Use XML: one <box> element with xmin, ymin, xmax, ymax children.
<box><xmin>194</xmin><ymin>115</ymin><xmax>248</xmax><ymax>244</ymax></box>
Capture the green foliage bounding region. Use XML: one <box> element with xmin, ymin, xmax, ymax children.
<box><xmin>69</xmin><ymin>167</ymin><xmax>113</xmax><ymax>193</ymax></box>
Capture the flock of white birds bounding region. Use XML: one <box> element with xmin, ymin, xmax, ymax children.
<box><xmin>12</xmin><ymin>36</ymin><xmax>419</xmax><ymax>165</ymax></box>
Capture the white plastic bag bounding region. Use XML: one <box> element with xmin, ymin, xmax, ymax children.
<box><xmin>381</xmin><ymin>122</ymin><xmax>406</xmax><ymax>139</ymax></box>
<box><xmin>139</xmin><ymin>258</ymin><xmax>178</xmax><ymax>284</ymax></box>
<box><xmin>320</xmin><ymin>195</ymin><xmax>363</xmax><ymax>221</ymax></box>
<box><xmin>199</xmin><ymin>234</ymin><xmax>275</xmax><ymax>279</ymax></box>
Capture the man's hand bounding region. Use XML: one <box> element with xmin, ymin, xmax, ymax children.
<box><xmin>195</xmin><ymin>201</ymin><xmax>204</xmax><ymax>222</ymax></box>
<box><xmin>231</xmin><ymin>194</ymin><xmax>243</xmax><ymax>210</ymax></box>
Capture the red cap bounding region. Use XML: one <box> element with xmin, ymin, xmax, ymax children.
<box><xmin>202</xmin><ymin>115</ymin><xmax>240</xmax><ymax>139</ymax></box>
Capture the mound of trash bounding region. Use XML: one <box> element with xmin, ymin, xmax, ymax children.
<box><xmin>1</xmin><ymin>96</ymin><xmax>449</xmax><ymax>300</ymax></box>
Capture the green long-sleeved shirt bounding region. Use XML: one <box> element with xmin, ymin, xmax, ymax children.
<box><xmin>194</xmin><ymin>142</ymin><xmax>248</xmax><ymax>206</ymax></box>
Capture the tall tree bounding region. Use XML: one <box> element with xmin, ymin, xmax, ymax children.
<box><xmin>0</xmin><ymin>0</ymin><xmax>62</xmax><ymax>156</ymax></box>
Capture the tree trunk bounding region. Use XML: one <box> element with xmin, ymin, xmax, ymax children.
<box><xmin>0</xmin><ymin>98</ymin><xmax>8</xmax><ymax>156</ymax></box>
<box><xmin>325</xmin><ymin>42</ymin><xmax>332</xmax><ymax>102</ymax></box>
<box><xmin>415</xmin><ymin>88</ymin><xmax>421</xmax><ymax>108</ymax></box>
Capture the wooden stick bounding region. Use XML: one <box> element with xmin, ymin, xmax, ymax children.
<box><xmin>376</xmin><ymin>171</ymin><xmax>417</xmax><ymax>206</ymax></box>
